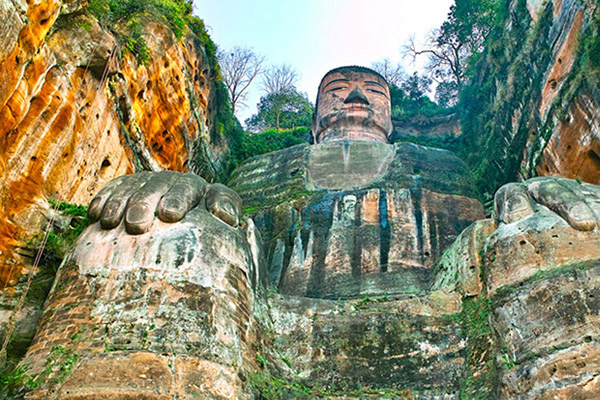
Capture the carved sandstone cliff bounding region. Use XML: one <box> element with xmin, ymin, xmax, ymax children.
<box><xmin>0</xmin><ymin>0</ymin><xmax>228</xmax><ymax>287</ymax></box>
<box><xmin>230</xmin><ymin>141</ymin><xmax>484</xmax><ymax>299</ymax></box>
<box><xmin>460</xmin><ymin>0</ymin><xmax>600</xmax><ymax>198</ymax></box>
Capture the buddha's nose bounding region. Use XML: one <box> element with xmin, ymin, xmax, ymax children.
<box><xmin>344</xmin><ymin>86</ymin><xmax>369</xmax><ymax>105</ymax></box>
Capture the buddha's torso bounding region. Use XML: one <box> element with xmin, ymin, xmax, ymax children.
<box><xmin>230</xmin><ymin>141</ymin><xmax>484</xmax><ymax>299</ymax></box>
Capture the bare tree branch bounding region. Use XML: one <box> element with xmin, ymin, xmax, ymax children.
<box><xmin>402</xmin><ymin>0</ymin><xmax>496</xmax><ymax>106</ymax></box>
<box><xmin>218</xmin><ymin>46</ymin><xmax>265</xmax><ymax>116</ymax></box>
<box><xmin>370</xmin><ymin>59</ymin><xmax>406</xmax><ymax>87</ymax></box>
<box><xmin>262</xmin><ymin>64</ymin><xmax>299</xmax><ymax>95</ymax></box>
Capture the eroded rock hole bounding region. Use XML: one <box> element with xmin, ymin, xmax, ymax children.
<box><xmin>588</xmin><ymin>149</ymin><xmax>600</xmax><ymax>170</ymax></box>
<box><xmin>99</xmin><ymin>159</ymin><xmax>111</xmax><ymax>178</ymax></box>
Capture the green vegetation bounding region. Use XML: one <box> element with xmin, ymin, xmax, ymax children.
<box><xmin>0</xmin><ymin>200</ymin><xmax>90</xmax><ymax>397</ymax></box>
<box><xmin>235</xmin><ymin>127</ymin><xmax>310</xmax><ymax>163</ymax></box>
<box><xmin>34</xmin><ymin>345</ymin><xmax>79</xmax><ymax>389</ymax></box>
<box><xmin>524</xmin><ymin>6</ymin><xmax>600</xmax><ymax>174</ymax></box>
<box><xmin>459</xmin><ymin>295</ymin><xmax>499</xmax><ymax>399</ymax></box>
<box><xmin>455</xmin><ymin>0</ymin><xmax>548</xmax><ymax>199</ymax></box>
<box><xmin>85</xmin><ymin>0</ymin><xmax>213</xmax><ymax>64</ymax></box>
<box><xmin>0</xmin><ymin>344</ymin><xmax>79</xmax><ymax>398</ymax></box>
<box><xmin>247</xmin><ymin>369</ymin><xmax>312</xmax><ymax>399</ymax></box>
<box><xmin>0</xmin><ymin>364</ymin><xmax>31</xmax><ymax>399</ymax></box>
<box><xmin>39</xmin><ymin>200</ymin><xmax>90</xmax><ymax>275</ymax></box>
<box><xmin>50</xmin><ymin>12</ymin><xmax>93</xmax><ymax>34</ymax></box>
<box><xmin>246</xmin><ymin>89</ymin><xmax>314</xmax><ymax>133</ymax></box>
<box><xmin>390</xmin><ymin>73</ymin><xmax>453</xmax><ymax>123</ymax></box>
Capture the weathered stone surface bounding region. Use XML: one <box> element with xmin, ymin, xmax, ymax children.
<box><xmin>432</xmin><ymin>219</ymin><xmax>496</xmax><ymax>296</ymax></box>
<box><xmin>484</xmin><ymin>209</ymin><xmax>600</xmax><ymax>295</ymax></box>
<box><xmin>536</xmin><ymin>93</ymin><xmax>600</xmax><ymax>185</ymax></box>
<box><xmin>492</xmin><ymin>260</ymin><xmax>600</xmax><ymax>399</ymax></box>
<box><xmin>0</xmin><ymin>0</ymin><xmax>226</xmax><ymax>288</ymax></box>
<box><xmin>0</xmin><ymin>0</ymin><xmax>25</xmax><ymax>63</ymax></box>
<box><xmin>521</xmin><ymin>0</ymin><xmax>600</xmax><ymax>184</ymax></box>
<box><xmin>270</xmin><ymin>291</ymin><xmax>465</xmax><ymax>398</ymax></box>
<box><xmin>18</xmin><ymin>211</ymin><xmax>267</xmax><ymax>399</ymax></box>
<box><xmin>231</xmin><ymin>141</ymin><xmax>484</xmax><ymax>299</ymax></box>
<box><xmin>30</xmin><ymin>353</ymin><xmax>243</xmax><ymax>400</ymax></box>
<box><xmin>391</xmin><ymin>112</ymin><xmax>461</xmax><ymax>140</ymax></box>
<box><xmin>311</xmin><ymin>67</ymin><xmax>392</xmax><ymax>144</ymax></box>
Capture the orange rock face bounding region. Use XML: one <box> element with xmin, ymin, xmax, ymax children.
<box><xmin>0</xmin><ymin>2</ymin><xmax>224</xmax><ymax>287</ymax></box>
<box><xmin>538</xmin><ymin>9</ymin><xmax>584</xmax><ymax>118</ymax></box>
<box><xmin>520</xmin><ymin>1</ymin><xmax>600</xmax><ymax>185</ymax></box>
<box><xmin>536</xmin><ymin>93</ymin><xmax>600</xmax><ymax>184</ymax></box>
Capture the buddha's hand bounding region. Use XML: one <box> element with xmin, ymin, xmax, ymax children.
<box><xmin>87</xmin><ymin>171</ymin><xmax>242</xmax><ymax>234</ymax></box>
<box><xmin>494</xmin><ymin>176</ymin><xmax>600</xmax><ymax>231</ymax></box>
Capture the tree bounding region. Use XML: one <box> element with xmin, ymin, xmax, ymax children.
<box><xmin>434</xmin><ymin>81</ymin><xmax>459</xmax><ymax>107</ymax></box>
<box><xmin>403</xmin><ymin>0</ymin><xmax>498</xmax><ymax>105</ymax></box>
<box><xmin>262</xmin><ymin>64</ymin><xmax>299</xmax><ymax>95</ymax></box>
<box><xmin>218</xmin><ymin>46</ymin><xmax>264</xmax><ymax>116</ymax></box>
<box><xmin>370</xmin><ymin>59</ymin><xmax>405</xmax><ymax>87</ymax></box>
<box><xmin>401</xmin><ymin>72</ymin><xmax>432</xmax><ymax>101</ymax></box>
<box><xmin>245</xmin><ymin>88</ymin><xmax>314</xmax><ymax>133</ymax></box>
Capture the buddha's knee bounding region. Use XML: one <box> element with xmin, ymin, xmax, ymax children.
<box><xmin>21</xmin><ymin>207</ymin><xmax>266</xmax><ymax>399</ymax></box>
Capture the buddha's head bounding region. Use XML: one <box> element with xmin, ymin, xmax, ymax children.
<box><xmin>312</xmin><ymin>66</ymin><xmax>392</xmax><ymax>144</ymax></box>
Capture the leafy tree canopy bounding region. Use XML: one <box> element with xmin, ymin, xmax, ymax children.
<box><xmin>245</xmin><ymin>89</ymin><xmax>314</xmax><ymax>133</ymax></box>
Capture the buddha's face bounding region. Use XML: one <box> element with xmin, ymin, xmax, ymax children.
<box><xmin>312</xmin><ymin>69</ymin><xmax>392</xmax><ymax>143</ymax></box>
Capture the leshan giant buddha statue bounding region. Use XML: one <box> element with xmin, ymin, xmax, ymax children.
<box><xmin>18</xmin><ymin>66</ymin><xmax>600</xmax><ymax>399</ymax></box>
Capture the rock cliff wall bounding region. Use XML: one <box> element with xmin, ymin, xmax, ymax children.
<box><xmin>0</xmin><ymin>0</ymin><xmax>229</xmax><ymax>287</ymax></box>
<box><xmin>391</xmin><ymin>112</ymin><xmax>461</xmax><ymax>140</ymax></box>
<box><xmin>460</xmin><ymin>0</ymin><xmax>600</xmax><ymax>198</ymax></box>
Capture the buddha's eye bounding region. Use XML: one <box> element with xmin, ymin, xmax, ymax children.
<box><xmin>327</xmin><ymin>87</ymin><xmax>346</xmax><ymax>94</ymax></box>
<box><xmin>367</xmin><ymin>88</ymin><xmax>386</xmax><ymax>96</ymax></box>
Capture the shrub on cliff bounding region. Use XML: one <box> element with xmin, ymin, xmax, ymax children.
<box><xmin>239</xmin><ymin>127</ymin><xmax>310</xmax><ymax>160</ymax></box>
<box><xmin>389</xmin><ymin>75</ymin><xmax>453</xmax><ymax>123</ymax></box>
<box><xmin>88</xmin><ymin>0</ymin><xmax>209</xmax><ymax>64</ymax></box>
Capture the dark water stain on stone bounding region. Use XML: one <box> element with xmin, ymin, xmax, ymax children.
<box><xmin>379</xmin><ymin>187</ymin><xmax>390</xmax><ymax>273</ymax></box>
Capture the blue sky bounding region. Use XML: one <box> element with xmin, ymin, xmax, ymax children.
<box><xmin>194</xmin><ymin>0</ymin><xmax>453</xmax><ymax>123</ymax></box>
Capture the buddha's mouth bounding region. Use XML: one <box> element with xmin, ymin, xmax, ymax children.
<box><xmin>342</xmin><ymin>104</ymin><xmax>371</xmax><ymax>112</ymax></box>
